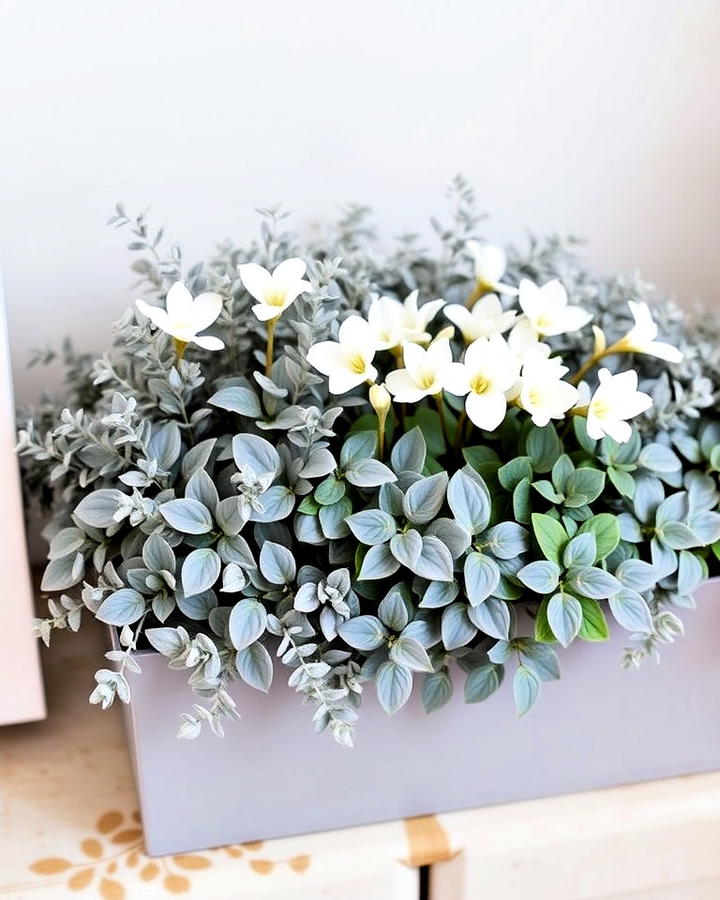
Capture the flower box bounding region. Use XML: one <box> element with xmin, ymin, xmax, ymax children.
<box><xmin>117</xmin><ymin>576</ymin><xmax>720</xmax><ymax>857</ymax></box>
<box><xmin>23</xmin><ymin>189</ymin><xmax>720</xmax><ymax>866</ymax></box>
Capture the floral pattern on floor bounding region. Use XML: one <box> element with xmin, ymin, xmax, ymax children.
<box><xmin>0</xmin><ymin>621</ymin><xmax>421</xmax><ymax>899</ymax></box>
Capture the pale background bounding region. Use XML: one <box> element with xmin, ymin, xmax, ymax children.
<box><xmin>2</xmin><ymin>0</ymin><xmax>719</xmax><ymax>403</ymax></box>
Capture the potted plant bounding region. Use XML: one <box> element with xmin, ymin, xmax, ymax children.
<box><xmin>20</xmin><ymin>181</ymin><xmax>720</xmax><ymax>856</ymax></box>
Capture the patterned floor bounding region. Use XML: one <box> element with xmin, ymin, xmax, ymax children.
<box><xmin>0</xmin><ymin>622</ymin><xmax>426</xmax><ymax>899</ymax></box>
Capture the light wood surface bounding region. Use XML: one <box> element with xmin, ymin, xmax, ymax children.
<box><xmin>2</xmin><ymin>616</ymin><xmax>719</xmax><ymax>898</ymax></box>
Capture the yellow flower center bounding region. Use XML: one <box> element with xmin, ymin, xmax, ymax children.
<box><xmin>417</xmin><ymin>369</ymin><xmax>436</xmax><ymax>390</ymax></box>
<box><xmin>590</xmin><ymin>398</ymin><xmax>611</xmax><ymax>420</ymax></box>
<box><xmin>265</xmin><ymin>291</ymin><xmax>287</xmax><ymax>308</ymax></box>
<box><xmin>535</xmin><ymin>314</ymin><xmax>552</xmax><ymax>330</ymax></box>
<box><xmin>470</xmin><ymin>374</ymin><xmax>491</xmax><ymax>395</ymax></box>
<box><xmin>348</xmin><ymin>353</ymin><xmax>367</xmax><ymax>375</ymax></box>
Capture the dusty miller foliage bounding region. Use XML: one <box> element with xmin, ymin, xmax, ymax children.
<box><xmin>18</xmin><ymin>177</ymin><xmax>720</xmax><ymax>747</ymax></box>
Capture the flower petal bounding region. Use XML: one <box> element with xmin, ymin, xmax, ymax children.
<box><xmin>442</xmin><ymin>362</ymin><xmax>471</xmax><ymax>396</ymax></box>
<box><xmin>165</xmin><ymin>282</ymin><xmax>194</xmax><ymax>322</ymax></box>
<box><xmin>385</xmin><ymin>369</ymin><xmax>426</xmax><ymax>403</ymax></box>
<box><xmin>193</xmin><ymin>334</ymin><xmax>225</xmax><ymax>351</ymax></box>
<box><xmin>307</xmin><ymin>341</ymin><xmax>346</xmax><ymax>376</ymax></box>
<box><xmin>191</xmin><ymin>292</ymin><xmax>223</xmax><ymax>331</ymax></box>
<box><xmin>465</xmin><ymin>391</ymin><xmax>507</xmax><ymax>431</ymax></box>
<box><xmin>136</xmin><ymin>299</ymin><xmax>171</xmax><ymax>333</ymax></box>
<box><xmin>271</xmin><ymin>257</ymin><xmax>307</xmax><ymax>290</ymax></box>
<box><xmin>251</xmin><ymin>303</ymin><xmax>279</xmax><ymax>322</ymax></box>
<box><xmin>239</xmin><ymin>263</ymin><xmax>273</xmax><ymax>303</ymax></box>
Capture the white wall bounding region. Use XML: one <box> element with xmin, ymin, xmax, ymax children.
<box><xmin>2</xmin><ymin>0</ymin><xmax>718</xmax><ymax>402</ymax></box>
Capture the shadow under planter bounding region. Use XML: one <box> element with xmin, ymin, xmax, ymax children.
<box><xmin>116</xmin><ymin>579</ymin><xmax>720</xmax><ymax>857</ymax></box>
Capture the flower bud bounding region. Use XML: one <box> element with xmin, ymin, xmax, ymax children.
<box><xmin>369</xmin><ymin>382</ymin><xmax>392</xmax><ymax>415</ymax></box>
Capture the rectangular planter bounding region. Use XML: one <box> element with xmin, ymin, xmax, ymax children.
<box><xmin>118</xmin><ymin>579</ymin><xmax>720</xmax><ymax>857</ymax></box>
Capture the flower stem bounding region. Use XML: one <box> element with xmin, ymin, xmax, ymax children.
<box><xmin>173</xmin><ymin>338</ymin><xmax>187</xmax><ymax>361</ymax></box>
<box><xmin>464</xmin><ymin>279</ymin><xmax>485</xmax><ymax>309</ymax></box>
<box><xmin>433</xmin><ymin>393</ymin><xmax>452</xmax><ymax>449</ymax></box>
<box><xmin>265</xmin><ymin>318</ymin><xmax>278</xmax><ymax>377</ymax></box>
<box><xmin>569</xmin><ymin>341</ymin><xmax>626</xmax><ymax>385</ymax></box>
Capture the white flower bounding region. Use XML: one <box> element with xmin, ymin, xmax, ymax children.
<box><xmin>136</xmin><ymin>283</ymin><xmax>224</xmax><ymax>350</ymax></box>
<box><xmin>386</xmin><ymin>339</ymin><xmax>453</xmax><ymax>402</ymax></box>
<box><xmin>585</xmin><ymin>368</ymin><xmax>653</xmax><ymax>443</ymax></box>
<box><xmin>466</xmin><ymin>242</ymin><xmax>518</xmax><ymax>295</ymax></box>
<box><xmin>443</xmin><ymin>294</ymin><xmax>517</xmax><ymax>343</ymax></box>
<box><xmin>307</xmin><ymin>316</ymin><xmax>378</xmax><ymax>394</ymax></box>
<box><xmin>517</xmin><ymin>348</ymin><xmax>579</xmax><ymax>427</ymax></box>
<box><xmin>518</xmin><ymin>278</ymin><xmax>592</xmax><ymax>338</ymax></box>
<box><xmin>442</xmin><ymin>335</ymin><xmax>521</xmax><ymax>431</ymax></box>
<box><xmin>620</xmin><ymin>302</ymin><xmax>684</xmax><ymax>362</ymax></box>
<box><xmin>368</xmin><ymin>290</ymin><xmax>445</xmax><ymax>349</ymax></box>
<box><xmin>238</xmin><ymin>258</ymin><xmax>311</xmax><ymax>322</ymax></box>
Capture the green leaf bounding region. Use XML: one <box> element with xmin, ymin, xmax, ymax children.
<box><xmin>403</xmin><ymin>472</ymin><xmax>449</xmax><ymax>525</ymax></box>
<box><xmin>338</xmin><ymin>615</ymin><xmax>388</xmax><ymax>650</ymax></box>
<box><xmin>441</xmin><ymin>603</ymin><xmax>477</xmax><ymax>650</ymax></box>
<box><xmin>159</xmin><ymin>498</ymin><xmax>214</xmax><ymax>535</ymax></box>
<box><xmin>526</xmin><ymin>424</ymin><xmax>561</xmax><ymax>473</ymax></box>
<box><xmin>376</xmin><ymin>661</ymin><xmax>413</xmax><ymax>714</ymax></box>
<box><xmin>608</xmin><ymin>589</ymin><xmax>653</xmax><ymax>634</ymax></box>
<box><xmin>566</xmin><ymin>468</ymin><xmax>605</xmax><ymax>504</ymax></box>
<box><xmin>314</xmin><ymin>476</ymin><xmax>346</xmax><ymax>505</ymax></box>
<box><xmin>297</xmin><ymin>495</ymin><xmax>320</xmax><ymax>515</ymax></box>
<box><xmin>345</xmin><ymin>458</ymin><xmax>397</xmax><ymax>488</ymax></box>
<box><xmin>465</xmin><ymin>664</ymin><xmax>503</xmax><ymax>703</ymax></box>
<box><xmin>236</xmin><ymin>642</ymin><xmax>273</xmax><ymax>692</ymax></box>
<box><xmin>534</xmin><ymin>597</ymin><xmax>556</xmax><ymax>643</ymax></box>
<box><xmin>423</xmin><ymin>670</ymin><xmax>453</xmax><ymax>713</ymax></box>
<box><xmin>513</xmin><ymin>665</ymin><xmax>540</xmax><ymax>716</ymax></box>
<box><xmin>464</xmin><ymin>552</ymin><xmax>501</xmax><ymax>606</ymax></box>
<box><xmin>513</xmin><ymin>478</ymin><xmax>532</xmax><ymax>524</ymax></box>
<box><xmin>390</xmin><ymin>427</ymin><xmax>427</xmax><ymax>474</ymax></box>
<box><xmin>578</xmin><ymin>597</ymin><xmax>610</xmax><ymax>641</ymax></box>
<box><xmin>566</xmin><ymin>565</ymin><xmax>622</xmax><ymax>600</ymax></box>
<box><xmin>181</xmin><ymin>548</ymin><xmax>221</xmax><ymax>596</ymax></box>
<box><xmin>229</xmin><ymin>599</ymin><xmax>267</xmax><ymax>651</ymax></box>
<box><xmin>346</xmin><ymin>509</ymin><xmax>397</xmax><ymax>545</ymax></box>
<box><xmin>259</xmin><ymin>541</ymin><xmax>297</xmax><ymax>585</ymax></box>
<box><xmin>467</xmin><ymin>596</ymin><xmax>511</xmax><ymax>640</ymax></box>
<box><xmin>208</xmin><ymin>385</ymin><xmax>262</xmax><ymax>418</ymax></box>
<box><xmin>358</xmin><ymin>544</ymin><xmax>401</xmax><ymax>580</ymax></box>
<box><xmin>517</xmin><ymin>560</ymin><xmax>560</xmax><ymax>595</ymax></box>
<box><xmin>389</xmin><ymin>636</ymin><xmax>434</xmax><ymax>673</ymax></box>
<box><xmin>546</xmin><ymin>592</ymin><xmax>583</xmax><ymax>647</ymax></box>
<box><xmin>447</xmin><ymin>466</ymin><xmax>491</xmax><ymax>535</ymax></box>
<box><xmin>96</xmin><ymin>588</ymin><xmax>146</xmax><ymax>626</ymax></box>
<box><xmin>531</xmin><ymin>513</ymin><xmax>568</xmax><ymax>566</ymax></box>
<box><xmin>608</xmin><ymin>466</ymin><xmax>635</xmax><ymax>499</ymax></box>
<box><xmin>498</xmin><ymin>457</ymin><xmax>533</xmax><ymax>491</ymax></box>
<box><xmin>578</xmin><ymin>514</ymin><xmax>620</xmax><ymax>562</ymax></box>
<box><xmin>414</xmin><ymin>535</ymin><xmax>454</xmax><ymax>582</ymax></box>
<box><xmin>390</xmin><ymin>530</ymin><xmax>423</xmax><ymax>569</ymax></box>
<box><xmin>74</xmin><ymin>489</ymin><xmax>125</xmax><ymax>529</ymax></box>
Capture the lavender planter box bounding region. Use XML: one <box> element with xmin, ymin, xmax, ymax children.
<box><xmin>118</xmin><ymin>579</ymin><xmax>720</xmax><ymax>857</ymax></box>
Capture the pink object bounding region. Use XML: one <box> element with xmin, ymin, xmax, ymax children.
<box><xmin>0</xmin><ymin>277</ymin><xmax>45</xmax><ymax>725</ymax></box>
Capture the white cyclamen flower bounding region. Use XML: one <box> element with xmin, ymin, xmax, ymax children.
<box><xmin>517</xmin><ymin>349</ymin><xmax>579</xmax><ymax>427</ymax></box>
<box><xmin>585</xmin><ymin>368</ymin><xmax>653</xmax><ymax>443</ymax></box>
<box><xmin>466</xmin><ymin>242</ymin><xmax>518</xmax><ymax>295</ymax></box>
<box><xmin>136</xmin><ymin>282</ymin><xmax>224</xmax><ymax>350</ymax></box>
<box><xmin>238</xmin><ymin>258</ymin><xmax>311</xmax><ymax>322</ymax></box>
<box><xmin>386</xmin><ymin>339</ymin><xmax>453</xmax><ymax>402</ymax></box>
<box><xmin>307</xmin><ymin>316</ymin><xmax>378</xmax><ymax>394</ymax></box>
<box><xmin>619</xmin><ymin>301</ymin><xmax>684</xmax><ymax>362</ymax></box>
<box><xmin>518</xmin><ymin>278</ymin><xmax>592</xmax><ymax>338</ymax></box>
<box><xmin>368</xmin><ymin>290</ymin><xmax>445</xmax><ymax>349</ymax></box>
<box><xmin>443</xmin><ymin>294</ymin><xmax>517</xmax><ymax>342</ymax></box>
<box><xmin>442</xmin><ymin>335</ymin><xmax>521</xmax><ymax>431</ymax></box>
